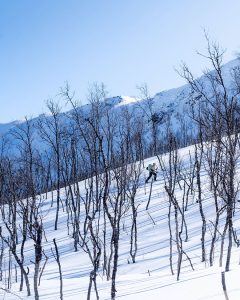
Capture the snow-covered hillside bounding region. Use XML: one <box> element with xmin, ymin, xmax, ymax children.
<box><xmin>1</xmin><ymin>56</ymin><xmax>240</xmax><ymax>300</ymax></box>
<box><xmin>1</xmin><ymin>144</ymin><xmax>240</xmax><ymax>300</ymax></box>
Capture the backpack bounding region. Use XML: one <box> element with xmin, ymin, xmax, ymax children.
<box><xmin>146</xmin><ymin>164</ymin><xmax>152</xmax><ymax>171</ymax></box>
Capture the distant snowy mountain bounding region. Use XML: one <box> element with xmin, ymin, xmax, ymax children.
<box><xmin>0</xmin><ymin>120</ymin><xmax>25</xmax><ymax>136</ymax></box>
<box><xmin>1</xmin><ymin>58</ymin><xmax>240</xmax><ymax>152</ymax></box>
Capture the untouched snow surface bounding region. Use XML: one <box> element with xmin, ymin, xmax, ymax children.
<box><xmin>1</xmin><ymin>146</ymin><xmax>240</xmax><ymax>300</ymax></box>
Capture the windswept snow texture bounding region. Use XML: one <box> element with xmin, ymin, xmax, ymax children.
<box><xmin>1</xmin><ymin>145</ymin><xmax>240</xmax><ymax>299</ymax></box>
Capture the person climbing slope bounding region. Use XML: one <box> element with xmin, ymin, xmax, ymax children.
<box><xmin>145</xmin><ymin>162</ymin><xmax>158</xmax><ymax>183</ymax></box>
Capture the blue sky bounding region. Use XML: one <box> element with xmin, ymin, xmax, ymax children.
<box><xmin>1</xmin><ymin>0</ymin><xmax>240</xmax><ymax>122</ymax></box>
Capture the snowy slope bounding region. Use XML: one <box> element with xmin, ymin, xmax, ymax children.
<box><xmin>1</xmin><ymin>144</ymin><xmax>240</xmax><ymax>300</ymax></box>
<box><xmin>1</xmin><ymin>58</ymin><xmax>240</xmax><ymax>300</ymax></box>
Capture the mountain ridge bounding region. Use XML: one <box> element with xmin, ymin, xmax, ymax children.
<box><xmin>1</xmin><ymin>57</ymin><xmax>240</xmax><ymax>148</ymax></box>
